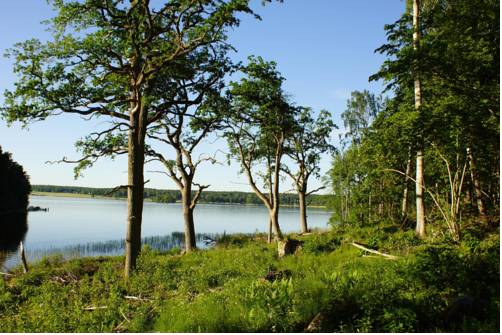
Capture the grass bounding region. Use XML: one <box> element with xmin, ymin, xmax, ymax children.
<box><xmin>0</xmin><ymin>222</ymin><xmax>499</xmax><ymax>332</ymax></box>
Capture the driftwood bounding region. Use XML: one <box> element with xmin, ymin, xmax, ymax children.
<box><xmin>124</xmin><ymin>295</ymin><xmax>152</xmax><ymax>302</ymax></box>
<box><xmin>351</xmin><ymin>241</ymin><xmax>398</xmax><ymax>260</ymax></box>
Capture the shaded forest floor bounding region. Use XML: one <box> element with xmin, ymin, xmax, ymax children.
<box><xmin>0</xmin><ymin>221</ymin><xmax>499</xmax><ymax>332</ymax></box>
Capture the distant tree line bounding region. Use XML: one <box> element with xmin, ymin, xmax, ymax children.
<box><xmin>31</xmin><ymin>184</ymin><xmax>331</xmax><ymax>208</ymax></box>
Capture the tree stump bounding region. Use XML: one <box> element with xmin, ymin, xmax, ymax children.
<box><xmin>277</xmin><ymin>238</ymin><xmax>302</xmax><ymax>258</ymax></box>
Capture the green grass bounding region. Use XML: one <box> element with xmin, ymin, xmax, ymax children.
<box><xmin>0</xmin><ymin>223</ymin><xmax>499</xmax><ymax>332</ymax></box>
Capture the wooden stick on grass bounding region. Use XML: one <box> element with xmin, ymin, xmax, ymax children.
<box><xmin>351</xmin><ymin>241</ymin><xmax>399</xmax><ymax>260</ymax></box>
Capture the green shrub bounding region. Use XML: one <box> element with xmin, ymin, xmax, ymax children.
<box><xmin>302</xmin><ymin>234</ymin><xmax>341</xmax><ymax>254</ymax></box>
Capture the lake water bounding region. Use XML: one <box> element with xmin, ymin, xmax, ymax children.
<box><xmin>2</xmin><ymin>195</ymin><xmax>332</xmax><ymax>268</ymax></box>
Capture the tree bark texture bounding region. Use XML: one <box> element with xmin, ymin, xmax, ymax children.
<box><xmin>415</xmin><ymin>149</ymin><xmax>426</xmax><ymax>238</ymax></box>
<box><xmin>413</xmin><ymin>0</ymin><xmax>426</xmax><ymax>239</ymax></box>
<box><xmin>125</xmin><ymin>96</ymin><xmax>146</xmax><ymax>279</ymax></box>
<box><xmin>298</xmin><ymin>189</ymin><xmax>308</xmax><ymax>234</ymax></box>
<box><xmin>182</xmin><ymin>187</ymin><xmax>197</xmax><ymax>252</ymax></box>
<box><xmin>270</xmin><ymin>208</ymin><xmax>282</xmax><ymax>240</ymax></box>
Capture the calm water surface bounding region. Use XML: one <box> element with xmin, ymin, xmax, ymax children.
<box><xmin>1</xmin><ymin>195</ymin><xmax>331</xmax><ymax>267</ymax></box>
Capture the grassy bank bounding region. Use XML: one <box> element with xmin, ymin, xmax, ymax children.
<box><xmin>0</xmin><ymin>223</ymin><xmax>499</xmax><ymax>332</ymax></box>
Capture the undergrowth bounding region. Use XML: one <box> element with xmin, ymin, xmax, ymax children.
<box><xmin>0</xmin><ymin>222</ymin><xmax>499</xmax><ymax>332</ymax></box>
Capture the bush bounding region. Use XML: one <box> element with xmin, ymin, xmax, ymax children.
<box><xmin>302</xmin><ymin>233</ymin><xmax>341</xmax><ymax>254</ymax></box>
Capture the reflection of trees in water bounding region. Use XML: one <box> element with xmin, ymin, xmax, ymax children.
<box><xmin>28</xmin><ymin>232</ymin><xmax>220</xmax><ymax>261</ymax></box>
<box><xmin>0</xmin><ymin>212</ymin><xmax>28</xmax><ymax>269</ymax></box>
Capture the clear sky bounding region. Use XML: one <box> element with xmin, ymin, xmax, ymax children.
<box><xmin>0</xmin><ymin>0</ymin><xmax>405</xmax><ymax>193</ymax></box>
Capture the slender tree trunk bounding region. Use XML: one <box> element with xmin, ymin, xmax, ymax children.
<box><xmin>298</xmin><ymin>187</ymin><xmax>308</xmax><ymax>234</ymax></box>
<box><xmin>415</xmin><ymin>150</ymin><xmax>426</xmax><ymax>237</ymax></box>
<box><xmin>465</xmin><ymin>187</ymin><xmax>473</xmax><ymax>207</ymax></box>
<box><xmin>270</xmin><ymin>207</ymin><xmax>282</xmax><ymax>240</ymax></box>
<box><xmin>466</xmin><ymin>146</ymin><xmax>487</xmax><ymax>218</ymax></box>
<box><xmin>125</xmin><ymin>98</ymin><xmax>146</xmax><ymax>279</ymax></box>
<box><xmin>19</xmin><ymin>241</ymin><xmax>28</xmax><ymax>273</ymax></box>
<box><xmin>267</xmin><ymin>219</ymin><xmax>272</xmax><ymax>243</ymax></box>
<box><xmin>271</xmin><ymin>142</ymin><xmax>283</xmax><ymax>240</ymax></box>
<box><xmin>401</xmin><ymin>152</ymin><xmax>413</xmax><ymax>219</ymax></box>
<box><xmin>378</xmin><ymin>182</ymin><xmax>384</xmax><ymax>216</ymax></box>
<box><xmin>413</xmin><ymin>0</ymin><xmax>426</xmax><ymax>239</ymax></box>
<box><xmin>368</xmin><ymin>193</ymin><xmax>372</xmax><ymax>222</ymax></box>
<box><xmin>182</xmin><ymin>187</ymin><xmax>197</xmax><ymax>252</ymax></box>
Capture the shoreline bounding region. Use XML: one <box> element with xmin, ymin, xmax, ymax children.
<box><xmin>30</xmin><ymin>191</ymin><xmax>329</xmax><ymax>209</ymax></box>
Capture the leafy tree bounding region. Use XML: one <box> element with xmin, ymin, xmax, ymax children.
<box><xmin>347</xmin><ymin>0</ymin><xmax>500</xmax><ymax>240</ymax></box>
<box><xmin>145</xmin><ymin>47</ymin><xmax>231</xmax><ymax>252</ymax></box>
<box><xmin>0</xmin><ymin>147</ymin><xmax>31</xmax><ymax>214</ymax></box>
<box><xmin>1</xmin><ymin>0</ymin><xmax>262</xmax><ymax>278</ymax></box>
<box><xmin>283</xmin><ymin>107</ymin><xmax>336</xmax><ymax>233</ymax></box>
<box><xmin>341</xmin><ymin>90</ymin><xmax>380</xmax><ymax>145</ymax></box>
<box><xmin>0</xmin><ymin>147</ymin><xmax>30</xmax><ymax>270</ymax></box>
<box><xmin>225</xmin><ymin>56</ymin><xmax>296</xmax><ymax>241</ymax></box>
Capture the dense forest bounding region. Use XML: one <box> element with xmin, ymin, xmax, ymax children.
<box><xmin>32</xmin><ymin>184</ymin><xmax>331</xmax><ymax>207</ymax></box>
<box><xmin>330</xmin><ymin>0</ymin><xmax>499</xmax><ymax>239</ymax></box>
<box><xmin>0</xmin><ymin>0</ymin><xmax>499</xmax><ymax>332</ymax></box>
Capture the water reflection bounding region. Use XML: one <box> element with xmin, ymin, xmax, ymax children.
<box><xmin>0</xmin><ymin>212</ymin><xmax>28</xmax><ymax>269</ymax></box>
<box><xmin>29</xmin><ymin>232</ymin><xmax>220</xmax><ymax>260</ymax></box>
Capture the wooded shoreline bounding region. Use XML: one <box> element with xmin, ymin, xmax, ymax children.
<box><xmin>31</xmin><ymin>185</ymin><xmax>331</xmax><ymax>208</ymax></box>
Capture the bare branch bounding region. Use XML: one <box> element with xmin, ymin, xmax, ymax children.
<box><xmin>306</xmin><ymin>186</ymin><xmax>326</xmax><ymax>196</ymax></box>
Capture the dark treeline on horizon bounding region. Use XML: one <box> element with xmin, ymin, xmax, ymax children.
<box><xmin>31</xmin><ymin>184</ymin><xmax>331</xmax><ymax>208</ymax></box>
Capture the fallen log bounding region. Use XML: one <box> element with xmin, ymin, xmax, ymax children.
<box><xmin>351</xmin><ymin>241</ymin><xmax>398</xmax><ymax>260</ymax></box>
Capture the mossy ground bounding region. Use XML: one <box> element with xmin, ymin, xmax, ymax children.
<box><xmin>0</xmin><ymin>222</ymin><xmax>499</xmax><ymax>332</ymax></box>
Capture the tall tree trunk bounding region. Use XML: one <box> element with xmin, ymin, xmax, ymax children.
<box><xmin>298</xmin><ymin>187</ymin><xmax>308</xmax><ymax>234</ymax></box>
<box><xmin>401</xmin><ymin>152</ymin><xmax>413</xmax><ymax>219</ymax></box>
<box><xmin>125</xmin><ymin>99</ymin><xmax>146</xmax><ymax>279</ymax></box>
<box><xmin>413</xmin><ymin>0</ymin><xmax>426</xmax><ymax>239</ymax></box>
<box><xmin>182</xmin><ymin>187</ymin><xmax>197</xmax><ymax>252</ymax></box>
<box><xmin>466</xmin><ymin>146</ymin><xmax>487</xmax><ymax>218</ymax></box>
<box><xmin>271</xmin><ymin>142</ymin><xmax>283</xmax><ymax>240</ymax></box>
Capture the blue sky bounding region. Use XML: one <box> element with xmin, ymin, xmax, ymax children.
<box><xmin>0</xmin><ymin>0</ymin><xmax>405</xmax><ymax>193</ymax></box>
